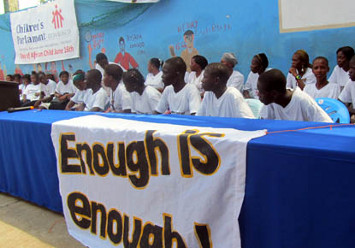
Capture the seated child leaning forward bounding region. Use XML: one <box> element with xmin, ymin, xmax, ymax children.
<box><xmin>258</xmin><ymin>69</ymin><xmax>332</xmax><ymax>122</ymax></box>
<box><xmin>197</xmin><ymin>63</ymin><xmax>254</xmax><ymax>118</ymax></box>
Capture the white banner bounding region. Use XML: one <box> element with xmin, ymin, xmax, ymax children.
<box><xmin>51</xmin><ymin>115</ymin><xmax>265</xmax><ymax>248</ymax></box>
<box><xmin>10</xmin><ymin>0</ymin><xmax>79</xmax><ymax>64</ymax></box>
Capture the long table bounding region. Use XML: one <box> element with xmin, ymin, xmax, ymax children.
<box><xmin>1</xmin><ymin>110</ymin><xmax>355</xmax><ymax>248</ymax></box>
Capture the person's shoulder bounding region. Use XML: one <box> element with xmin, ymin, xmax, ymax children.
<box><xmin>231</xmin><ymin>70</ymin><xmax>243</xmax><ymax>78</ymax></box>
<box><xmin>145</xmin><ymin>85</ymin><xmax>161</xmax><ymax>95</ymax></box>
<box><xmin>225</xmin><ymin>86</ymin><xmax>243</xmax><ymax>97</ymax></box>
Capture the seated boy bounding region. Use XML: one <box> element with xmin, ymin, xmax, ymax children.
<box><xmin>65</xmin><ymin>71</ymin><xmax>91</xmax><ymax>111</ymax></box>
<box><xmin>258</xmin><ymin>69</ymin><xmax>332</xmax><ymax>122</ymax></box>
<box><xmin>155</xmin><ymin>57</ymin><xmax>201</xmax><ymax>115</ymax></box>
<box><xmin>339</xmin><ymin>55</ymin><xmax>355</xmax><ymax>122</ymax></box>
<box><xmin>103</xmin><ymin>64</ymin><xmax>132</xmax><ymax>113</ymax></box>
<box><xmin>123</xmin><ymin>68</ymin><xmax>161</xmax><ymax>114</ymax></box>
<box><xmin>304</xmin><ymin>57</ymin><xmax>340</xmax><ymax>99</ymax></box>
<box><xmin>197</xmin><ymin>63</ymin><xmax>254</xmax><ymax>118</ymax></box>
<box><xmin>34</xmin><ymin>71</ymin><xmax>57</xmax><ymax>109</ymax></box>
<box><xmin>49</xmin><ymin>71</ymin><xmax>76</xmax><ymax>110</ymax></box>
<box><xmin>82</xmin><ymin>69</ymin><xmax>109</xmax><ymax>112</ymax></box>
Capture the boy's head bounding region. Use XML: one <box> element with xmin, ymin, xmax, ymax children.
<box><xmin>257</xmin><ymin>69</ymin><xmax>286</xmax><ymax>105</ymax></box>
<box><xmin>312</xmin><ymin>56</ymin><xmax>329</xmax><ymax>82</ymax></box>
<box><xmin>349</xmin><ymin>56</ymin><xmax>355</xmax><ymax>81</ymax></box>
<box><xmin>336</xmin><ymin>46</ymin><xmax>355</xmax><ymax>68</ymax></box>
<box><xmin>190</xmin><ymin>55</ymin><xmax>208</xmax><ymax>72</ymax></box>
<box><xmin>85</xmin><ymin>69</ymin><xmax>102</xmax><ymax>89</ymax></box>
<box><xmin>73</xmin><ymin>72</ymin><xmax>86</xmax><ymax>91</ymax></box>
<box><xmin>38</xmin><ymin>72</ymin><xmax>48</xmax><ymax>85</ymax></box>
<box><xmin>14</xmin><ymin>74</ymin><xmax>22</xmax><ymax>84</ymax></box>
<box><xmin>30</xmin><ymin>72</ymin><xmax>39</xmax><ymax>85</ymax></box>
<box><xmin>148</xmin><ymin>58</ymin><xmax>162</xmax><ymax>73</ymax></box>
<box><xmin>221</xmin><ymin>53</ymin><xmax>237</xmax><ymax>70</ymax></box>
<box><xmin>202</xmin><ymin>63</ymin><xmax>230</xmax><ymax>92</ymax></box>
<box><xmin>96</xmin><ymin>53</ymin><xmax>109</xmax><ymax>69</ymax></box>
<box><xmin>292</xmin><ymin>50</ymin><xmax>310</xmax><ymax>70</ymax></box>
<box><xmin>162</xmin><ymin>57</ymin><xmax>186</xmax><ymax>86</ymax></box>
<box><xmin>23</xmin><ymin>74</ymin><xmax>31</xmax><ymax>85</ymax></box>
<box><xmin>123</xmin><ymin>69</ymin><xmax>145</xmax><ymax>93</ymax></box>
<box><xmin>59</xmin><ymin>71</ymin><xmax>69</xmax><ymax>84</ymax></box>
<box><xmin>103</xmin><ymin>64</ymin><xmax>123</xmax><ymax>88</ymax></box>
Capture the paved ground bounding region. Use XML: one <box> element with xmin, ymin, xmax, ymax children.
<box><xmin>0</xmin><ymin>193</ymin><xmax>85</xmax><ymax>248</ymax></box>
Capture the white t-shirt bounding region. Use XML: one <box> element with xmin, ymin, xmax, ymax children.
<box><xmin>24</xmin><ymin>83</ymin><xmax>41</xmax><ymax>101</ymax></box>
<box><xmin>156</xmin><ymin>83</ymin><xmax>201</xmax><ymax>115</ymax></box>
<box><xmin>130</xmin><ymin>86</ymin><xmax>161</xmax><ymax>114</ymax></box>
<box><xmin>145</xmin><ymin>71</ymin><xmax>164</xmax><ymax>90</ymax></box>
<box><xmin>339</xmin><ymin>79</ymin><xmax>355</xmax><ymax>105</ymax></box>
<box><xmin>260</xmin><ymin>87</ymin><xmax>332</xmax><ymax>122</ymax></box>
<box><xmin>84</xmin><ymin>87</ymin><xmax>109</xmax><ymax>111</ymax></box>
<box><xmin>109</xmin><ymin>83</ymin><xmax>132</xmax><ymax>111</ymax></box>
<box><xmin>40</xmin><ymin>79</ymin><xmax>57</xmax><ymax>97</ymax></box>
<box><xmin>243</xmin><ymin>71</ymin><xmax>259</xmax><ymax>99</ymax></box>
<box><xmin>328</xmin><ymin>65</ymin><xmax>350</xmax><ymax>88</ymax></box>
<box><xmin>227</xmin><ymin>70</ymin><xmax>244</xmax><ymax>92</ymax></box>
<box><xmin>187</xmin><ymin>71</ymin><xmax>204</xmax><ymax>93</ymax></box>
<box><xmin>71</xmin><ymin>89</ymin><xmax>92</xmax><ymax>104</ymax></box>
<box><xmin>304</xmin><ymin>82</ymin><xmax>340</xmax><ymax>99</ymax></box>
<box><xmin>197</xmin><ymin>87</ymin><xmax>255</xmax><ymax>118</ymax></box>
<box><xmin>286</xmin><ymin>68</ymin><xmax>316</xmax><ymax>89</ymax></box>
<box><xmin>55</xmin><ymin>80</ymin><xmax>76</xmax><ymax>95</ymax></box>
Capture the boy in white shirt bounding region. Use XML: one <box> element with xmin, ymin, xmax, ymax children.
<box><xmin>304</xmin><ymin>57</ymin><xmax>340</xmax><ymax>99</ymax></box>
<box><xmin>339</xmin><ymin>56</ymin><xmax>355</xmax><ymax>122</ymax></box>
<box><xmin>188</xmin><ymin>55</ymin><xmax>208</xmax><ymax>95</ymax></box>
<box><xmin>145</xmin><ymin>58</ymin><xmax>164</xmax><ymax>92</ymax></box>
<box><xmin>103</xmin><ymin>64</ymin><xmax>132</xmax><ymax>113</ymax></box>
<box><xmin>65</xmin><ymin>71</ymin><xmax>92</xmax><ymax>111</ymax></box>
<box><xmin>197</xmin><ymin>63</ymin><xmax>254</xmax><ymax>118</ymax></box>
<box><xmin>82</xmin><ymin>69</ymin><xmax>109</xmax><ymax>112</ymax></box>
<box><xmin>34</xmin><ymin>71</ymin><xmax>57</xmax><ymax>109</ymax></box>
<box><xmin>50</xmin><ymin>71</ymin><xmax>76</xmax><ymax>110</ymax></box>
<box><xmin>22</xmin><ymin>72</ymin><xmax>41</xmax><ymax>106</ymax></box>
<box><xmin>155</xmin><ymin>57</ymin><xmax>201</xmax><ymax>115</ymax></box>
<box><xmin>220</xmin><ymin>52</ymin><xmax>244</xmax><ymax>93</ymax></box>
<box><xmin>258</xmin><ymin>69</ymin><xmax>332</xmax><ymax>122</ymax></box>
<box><xmin>123</xmin><ymin>69</ymin><xmax>161</xmax><ymax>114</ymax></box>
<box><xmin>329</xmin><ymin>46</ymin><xmax>354</xmax><ymax>91</ymax></box>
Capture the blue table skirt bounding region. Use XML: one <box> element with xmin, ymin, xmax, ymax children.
<box><xmin>1</xmin><ymin>110</ymin><xmax>355</xmax><ymax>248</ymax></box>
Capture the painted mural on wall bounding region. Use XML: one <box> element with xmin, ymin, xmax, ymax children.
<box><xmin>1</xmin><ymin>0</ymin><xmax>355</xmax><ymax>81</ymax></box>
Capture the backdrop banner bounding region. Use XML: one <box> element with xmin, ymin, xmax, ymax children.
<box><xmin>10</xmin><ymin>0</ymin><xmax>79</xmax><ymax>64</ymax></box>
<box><xmin>51</xmin><ymin>115</ymin><xmax>265</xmax><ymax>247</ymax></box>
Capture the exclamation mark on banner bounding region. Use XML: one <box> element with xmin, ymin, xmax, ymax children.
<box><xmin>194</xmin><ymin>223</ymin><xmax>213</xmax><ymax>248</ymax></box>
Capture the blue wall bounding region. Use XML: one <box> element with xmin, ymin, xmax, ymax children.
<box><xmin>1</xmin><ymin>0</ymin><xmax>354</xmax><ymax>79</ymax></box>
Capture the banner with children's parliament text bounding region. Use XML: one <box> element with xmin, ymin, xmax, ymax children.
<box><xmin>51</xmin><ymin>115</ymin><xmax>265</xmax><ymax>248</ymax></box>
<box><xmin>10</xmin><ymin>0</ymin><xmax>79</xmax><ymax>64</ymax></box>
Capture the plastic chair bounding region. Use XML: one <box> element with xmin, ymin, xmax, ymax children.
<box><xmin>315</xmin><ymin>97</ymin><xmax>350</xmax><ymax>123</ymax></box>
<box><xmin>244</xmin><ymin>98</ymin><xmax>264</xmax><ymax>118</ymax></box>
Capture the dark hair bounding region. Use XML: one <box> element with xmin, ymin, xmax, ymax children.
<box><xmin>149</xmin><ymin>58</ymin><xmax>163</xmax><ymax>70</ymax></box>
<box><xmin>6</xmin><ymin>74</ymin><xmax>14</xmax><ymax>81</ymax></box>
<box><xmin>205</xmin><ymin>63</ymin><xmax>230</xmax><ymax>84</ymax></box>
<box><xmin>337</xmin><ymin>46</ymin><xmax>355</xmax><ymax>61</ymax></box>
<box><xmin>294</xmin><ymin>50</ymin><xmax>311</xmax><ymax>68</ymax></box>
<box><xmin>254</xmin><ymin>53</ymin><xmax>269</xmax><ymax>70</ymax></box>
<box><xmin>31</xmin><ymin>71</ymin><xmax>37</xmax><ymax>76</ymax></box>
<box><xmin>258</xmin><ymin>69</ymin><xmax>286</xmax><ymax>93</ymax></box>
<box><xmin>46</xmin><ymin>73</ymin><xmax>55</xmax><ymax>81</ymax></box>
<box><xmin>23</xmin><ymin>74</ymin><xmax>31</xmax><ymax>82</ymax></box>
<box><xmin>14</xmin><ymin>74</ymin><xmax>22</xmax><ymax>80</ymax></box>
<box><xmin>123</xmin><ymin>69</ymin><xmax>145</xmax><ymax>87</ymax></box>
<box><xmin>184</xmin><ymin>30</ymin><xmax>194</xmax><ymax>36</ymax></box>
<box><xmin>59</xmin><ymin>71</ymin><xmax>69</xmax><ymax>78</ymax></box>
<box><xmin>87</xmin><ymin>69</ymin><xmax>102</xmax><ymax>84</ymax></box>
<box><xmin>37</xmin><ymin>71</ymin><xmax>45</xmax><ymax>77</ymax></box>
<box><xmin>192</xmin><ymin>55</ymin><xmax>208</xmax><ymax>70</ymax></box>
<box><xmin>313</xmin><ymin>56</ymin><xmax>329</xmax><ymax>66</ymax></box>
<box><xmin>73</xmin><ymin>69</ymin><xmax>85</xmax><ymax>76</ymax></box>
<box><xmin>119</xmin><ymin>37</ymin><xmax>125</xmax><ymax>43</ymax></box>
<box><xmin>104</xmin><ymin>64</ymin><xmax>123</xmax><ymax>82</ymax></box>
<box><xmin>165</xmin><ymin>57</ymin><xmax>187</xmax><ymax>75</ymax></box>
<box><xmin>96</xmin><ymin>53</ymin><xmax>108</xmax><ymax>63</ymax></box>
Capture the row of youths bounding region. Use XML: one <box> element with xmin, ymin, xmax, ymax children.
<box><xmin>14</xmin><ymin>47</ymin><xmax>355</xmax><ymax>122</ymax></box>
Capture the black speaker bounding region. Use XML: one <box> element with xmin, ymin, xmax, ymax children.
<box><xmin>0</xmin><ymin>81</ymin><xmax>20</xmax><ymax>111</ymax></box>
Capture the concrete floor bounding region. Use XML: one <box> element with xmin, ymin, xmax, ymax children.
<box><xmin>0</xmin><ymin>193</ymin><xmax>85</xmax><ymax>248</ymax></box>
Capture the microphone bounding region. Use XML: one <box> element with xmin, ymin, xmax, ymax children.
<box><xmin>7</xmin><ymin>106</ymin><xmax>34</xmax><ymax>113</ymax></box>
